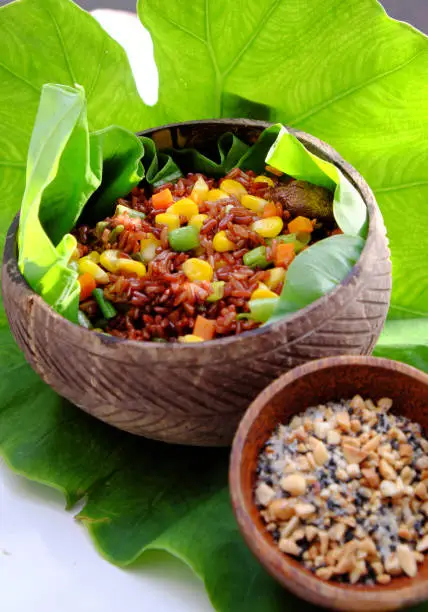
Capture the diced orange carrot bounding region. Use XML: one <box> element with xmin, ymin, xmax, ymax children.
<box><xmin>78</xmin><ymin>273</ymin><xmax>96</xmax><ymax>302</ymax></box>
<box><xmin>263</xmin><ymin>201</ymin><xmax>278</xmax><ymax>218</ymax></box>
<box><xmin>288</xmin><ymin>216</ymin><xmax>314</xmax><ymax>234</ymax></box>
<box><xmin>274</xmin><ymin>243</ymin><xmax>295</xmax><ymax>268</ymax></box>
<box><xmin>152</xmin><ymin>188</ymin><xmax>173</xmax><ymax>210</ymax></box>
<box><xmin>193</xmin><ymin>315</ymin><xmax>216</xmax><ymax>341</ymax></box>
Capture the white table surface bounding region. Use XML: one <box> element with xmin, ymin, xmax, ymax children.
<box><xmin>0</xmin><ymin>9</ymin><xmax>212</xmax><ymax>611</ymax></box>
<box><xmin>0</xmin><ymin>459</ymin><xmax>213</xmax><ymax>611</ymax></box>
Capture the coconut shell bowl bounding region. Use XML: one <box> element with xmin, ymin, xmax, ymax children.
<box><xmin>2</xmin><ymin>120</ymin><xmax>391</xmax><ymax>446</ymax></box>
<box><xmin>229</xmin><ymin>356</ymin><xmax>428</xmax><ymax>611</ymax></box>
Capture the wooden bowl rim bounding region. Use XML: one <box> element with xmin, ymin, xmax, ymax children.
<box><xmin>3</xmin><ymin>119</ymin><xmax>383</xmax><ymax>356</ymax></box>
<box><xmin>229</xmin><ymin>355</ymin><xmax>428</xmax><ymax>610</ymax></box>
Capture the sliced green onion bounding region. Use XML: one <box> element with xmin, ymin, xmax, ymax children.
<box><xmin>237</xmin><ymin>298</ymin><xmax>279</xmax><ymax>323</ymax></box>
<box><xmin>96</xmin><ymin>221</ymin><xmax>109</xmax><ymax>237</ymax></box>
<box><xmin>116</xmin><ymin>204</ymin><xmax>146</xmax><ymax>219</ymax></box>
<box><xmin>78</xmin><ymin>310</ymin><xmax>93</xmax><ymax>329</ymax></box>
<box><xmin>207</xmin><ymin>281</ymin><xmax>225</xmax><ymax>302</ymax></box>
<box><xmin>109</xmin><ymin>224</ymin><xmax>125</xmax><ymax>243</ymax></box>
<box><xmin>92</xmin><ymin>288</ymin><xmax>117</xmax><ymax>319</ymax></box>
<box><xmin>168</xmin><ymin>226</ymin><xmax>200</xmax><ymax>252</ymax></box>
<box><xmin>243</xmin><ymin>246</ymin><xmax>270</xmax><ymax>269</ymax></box>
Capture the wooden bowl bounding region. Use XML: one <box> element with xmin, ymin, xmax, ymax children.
<box><xmin>2</xmin><ymin>120</ymin><xmax>391</xmax><ymax>447</ymax></box>
<box><xmin>229</xmin><ymin>356</ymin><xmax>428</xmax><ymax>610</ymax></box>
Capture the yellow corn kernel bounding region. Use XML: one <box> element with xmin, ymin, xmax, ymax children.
<box><xmin>251</xmin><ymin>283</ymin><xmax>278</xmax><ymax>300</ymax></box>
<box><xmin>205</xmin><ymin>189</ymin><xmax>229</xmax><ymax>202</ymax></box>
<box><xmin>78</xmin><ymin>258</ymin><xmax>109</xmax><ymax>284</ymax></box>
<box><xmin>182</xmin><ymin>258</ymin><xmax>214</xmax><ymax>282</ymax></box>
<box><xmin>191</xmin><ymin>176</ymin><xmax>209</xmax><ymax>203</ymax></box>
<box><xmin>167</xmin><ymin>198</ymin><xmax>199</xmax><ymax>221</ymax></box>
<box><xmin>241</xmin><ymin>194</ymin><xmax>267</xmax><ymax>213</ymax></box>
<box><xmin>220</xmin><ymin>179</ymin><xmax>247</xmax><ymax>200</ymax></box>
<box><xmin>213</xmin><ymin>230</ymin><xmax>235</xmax><ymax>252</ymax></box>
<box><xmin>118</xmin><ymin>260</ymin><xmax>147</xmax><ymax>277</ymax></box>
<box><xmin>189</xmin><ymin>213</ymin><xmax>208</xmax><ymax>232</ymax></box>
<box><xmin>266</xmin><ymin>267</ymin><xmax>286</xmax><ymax>290</ymax></box>
<box><xmin>155</xmin><ymin>212</ymin><xmax>180</xmax><ymax>231</ymax></box>
<box><xmin>252</xmin><ymin>216</ymin><xmax>284</xmax><ymax>238</ymax></box>
<box><xmin>265</xmin><ymin>164</ymin><xmax>283</xmax><ymax>176</ymax></box>
<box><xmin>254</xmin><ymin>175</ymin><xmax>275</xmax><ymax>187</ymax></box>
<box><xmin>99</xmin><ymin>249</ymin><xmax>122</xmax><ymax>273</ymax></box>
<box><xmin>87</xmin><ymin>251</ymin><xmax>100</xmax><ymax>264</ymax></box>
<box><xmin>140</xmin><ymin>234</ymin><xmax>161</xmax><ymax>263</ymax></box>
<box><xmin>178</xmin><ymin>334</ymin><xmax>204</xmax><ymax>343</ymax></box>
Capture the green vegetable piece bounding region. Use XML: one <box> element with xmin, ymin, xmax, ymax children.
<box><xmin>92</xmin><ymin>288</ymin><xmax>117</xmax><ymax>319</ymax></box>
<box><xmin>296</xmin><ymin>231</ymin><xmax>311</xmax><ymax>246</ymax></box>
<box><xmin>243</xmin><ymin>246</ymin><xmax>270</xmax><ymax>269</ymax></box>
<box><xmin>152</xmin><ymin>337</ymin><xmax>167</xmax><ymax>343</ymax></box>
<box><xmin>116</xmin><ymin>204</ymin><xmax>146</xmax><ymax>220</ymax></box>
<box><xmin>238</xmin><ymin>298</ymin><xmax>279</xmax><ymax>323</ymax></box>
<box><xmin>168</xmin><ymin>226</ymin><xmax>200</xmax><ymax>252</ymax></box>
<box><xmin>78</xmin><ymin>310</ymin><xmax>93</xmax><ymax>329</ymax></box>
<box><xmin>96</xmin><ymin>221</ymin><xmax>109</xmax><ymax>237</ymax></box>
<box><xmin>207</xmin><ymin>281</ymin><xmax>225</xmax><ymax>302</ymax></box>
<box><xmin>109</xmin><ymin>224</ymin><xmax>125</xmax><ymax>243</ymax></box>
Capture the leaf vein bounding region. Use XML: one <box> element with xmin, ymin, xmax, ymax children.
<box><xmin>0</xmin><ymin>60</ymin><xmax>40</xmax><ymax>93</ymax></box>
<box><xmin>374</xmin><ymin>180</ymin><xmax>428</xmax><ymax>194</ymax></box>
<box><xmin>41</xmin><ymin>1</ymin><xmax>77</xmax><ymax>84</ymax></box>
<box><xmin>288</xmin><ymin>48</ymin><xmax>427</xmax><ymax>127</ymax></box>
<box><xmin>221</xmin><ymin>0</ymin><xmax>282</xmax><ymax>80</ymax></box>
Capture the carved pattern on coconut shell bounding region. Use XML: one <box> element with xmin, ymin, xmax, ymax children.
<box><xmin>2</xmin><ymin>120</ymin><xmax>391</xmax><ymax>446</ymax></box>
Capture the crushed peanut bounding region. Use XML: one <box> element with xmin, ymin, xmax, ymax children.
<box><xmin>255</xmin><ymin>396</ymin><xmax>428</xmax><ymax>584</ymax></box>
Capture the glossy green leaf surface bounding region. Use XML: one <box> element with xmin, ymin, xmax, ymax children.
<box><xmin>1</xmin><ymin>0</ymin><xmax>428</xmax><ymax>610</ymax></box>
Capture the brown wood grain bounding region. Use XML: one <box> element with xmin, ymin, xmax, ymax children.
<box><xmin>2</xmin><ymin>120</ymin><xmax>391</xmax><ymax>446</ymax></box>
<box><xmin>229</xmin><ymin>356</ymin><xmax>428</xmax><ymax>610</ymax></box>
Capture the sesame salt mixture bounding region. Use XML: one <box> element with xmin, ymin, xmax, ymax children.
<box><xmin>255</xmin><ymin>396</ymin><xmax>428</xmax><ymax>585</ymax></box>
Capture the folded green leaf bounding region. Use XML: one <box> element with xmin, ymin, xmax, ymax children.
<box><xmin>266</xmin><ymin>126</ymin><xmax>368</xmax><ymax>237</ymax></box>
<box><xmin>0</xmin><ymin>0</ymin><xmax>157</xmax><ymax>252</ymax></box>
<box><xmin>140</xmin><ymin>136</ymin><xmax>183</xmax><ymax>187</ymax></box>
<box><xmin>268</xmin><ymin>235</ymin><xmax>365</xmax><ymax>323</ymax></box>
<box><xmin>238</xmin><ymin>124</ymin><xmax>282</xmax><ymax>174</ymax></box>
<box><xmin>18</xmin><ymin>83</ymin><xmax>102</xmax><ymax>323</ymax></box>
<box><xmin>85</xmin><ymin>126</ymin><xmax>145</xmax><ymax>221</ymax></box>
<box><xmin>168</xmin><ymin>132</ymin><xmax>249</xmax><ymax>177</ymax></box>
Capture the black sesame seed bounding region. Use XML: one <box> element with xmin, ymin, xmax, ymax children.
<box><xmin>344</xmin><ymin>528</ymin><xmax>354</xmax><ymax>543</ymax></box>
<box><xmin>272</xmin><ymin>528</ymin><xmax>280</xmax><ymax>542</ymax></box>
<box><xmin>299</xmin><ymin>538</ymin><xmax>310</xmax><ymax>551</ymax></box>
<box><xmin>367</xmin><ymin>566</ymin><xmax>377</xmax><ymax>582</ymax></box>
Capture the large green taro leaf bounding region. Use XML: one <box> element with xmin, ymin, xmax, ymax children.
<box><xmin>1</xmin><ymin>306</ymin><xmax>428</xmax><ymax>612</ymax></box>
<box><xmin>139</xmin><ymin>0</ymin><xmax>428</xmax><ymax>319</ymax></box>
<box><xmin>0</xmin><ymin>0</ymin><xmax>158</xmax><ymax>250</ymax></box>
<box><xmin>0</xmin><ymin>304</ymin><xmax>304</xmax><ymax>611</ymax></box>
<box><xmin>1</xmin><ymin>0</ymin><xmax>428</xmax><ymax>610</ymax></box>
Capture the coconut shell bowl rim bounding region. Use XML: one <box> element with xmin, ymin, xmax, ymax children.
<box><xmin>3</xmin><ymin>118</ymin><xmax>382</xmax><ymax>354</ymax></box>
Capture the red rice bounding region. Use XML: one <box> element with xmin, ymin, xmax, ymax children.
<box><xmin>74</xmin><ymin>169</ymin><xmax>327</xmax><ymax>342</ymax></box>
